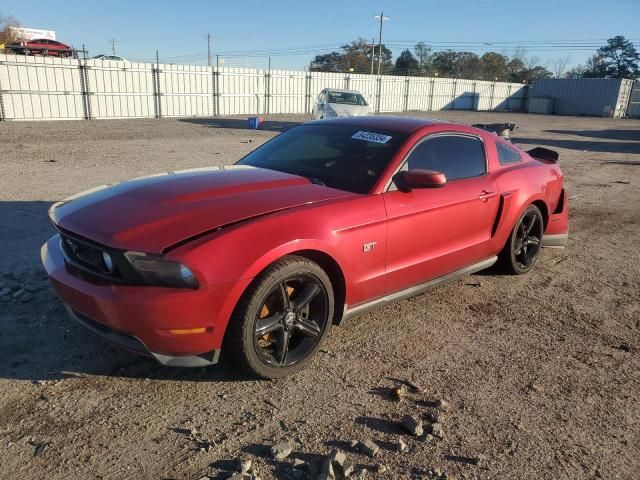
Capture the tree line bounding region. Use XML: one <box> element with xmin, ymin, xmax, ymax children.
<box><xmin>311</xmin><ymin>36</ymin><xmax>639</xmax><ymax>82</ymax></box>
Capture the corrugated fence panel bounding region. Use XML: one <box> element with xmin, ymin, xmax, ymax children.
<box><xmin>407</xmin><ymin>78</ymin><xmax>433</xmax><ymax>111</ymax></box>
<box><xmin>348</xmin><ymin>74</ymin><xmax>378</xmax><ymax>107</ymax></box>
<box><xmin>1</xmin><ymin>54</ymin><xmax>535</xmax><ymax>121</ymax></box>
<box><xmin>88</xmin><ymin>59</ymin><xmax>155</xmax><ymax>119</ymax></box>
<box><xmin>627</xmin><ymin>80</ymin><xmax>640</xmax><ymax>117</ymax></box>
<box><xmin>0</xmin><ymin>54</ymin><xmax>84</xmax><ymax>120</ymax></box>
<box><xmin>159</xmin><ymin>64</ymin><xmax>212</xmax><ymax>118</ymax></box>
<box><xmin>379</xmin><ymin>75</ymin><xmax>407</xmax><ymax>112</ymax></box>
<box><xmin>529</xmin><ymin>78</ymin><xmax>630</xmax><ymax>117</ymax></box>
<box><xmin>218</xmin><ymin>67</ymin><xmax>265</xmax><ymax>116</ymax></box>
<box><xmin>269</xmin><ymin>70</ymin><xmax>307</xmax><ymax>114</ymax></box>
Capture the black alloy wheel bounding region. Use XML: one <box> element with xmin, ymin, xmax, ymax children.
<box><xmin>499</xmin><ymin>204</ymin><xmax>544</xmax><ymax>275</ymax></box>
<box><xmin>225</xmin><ymin>255</ymin><xmax>334</xmax><ymax>378</ymax></box>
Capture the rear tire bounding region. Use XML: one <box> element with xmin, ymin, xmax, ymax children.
<box><xmin>498</xmin><ymin>205</ymin><xmax>544</xmax><ymax>275</ymax></box>
<box><xmin>224</xmin><ymin>255</ymin><xmax>334</xmax><ymax>379</ymax></box>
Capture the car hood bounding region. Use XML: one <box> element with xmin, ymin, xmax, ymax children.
<box><xmin>51</xmin><ymin>166</ymin><xmax>353</xmax><ymax>253</ymax></box>
<box><xmin>328</xmin><ymin>103</ymin><xmax>370</xmax><ymax>117</ymax></box>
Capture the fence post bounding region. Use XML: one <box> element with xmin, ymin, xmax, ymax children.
<box><xmin>452</xmin><ymin>79</ymin><xmax>457</xmax><ymax>110</ymax></box>
<box><xmin>264</xmin><ymin>58</ymin><xmax>271</xmax><ymax>115</ymax></box>
<box><xmin>507</xmin><ymin>84</ymin><xmax>513</xmax><ymax>110</ymax></box>
<box><xmin>403</xmin><ymin>77</ymin><xmax>410</xmax><ymax>112</ymax></box>
<box><xmin>375</xmin><ymin>76</ymin><xmax>382</xmax><ymax>113</ymax></box>
<box><xmin>305</xmin><ymin>71</ymin><xmax>312</xmax><ymax>114</ymax></box>
<box><xmin>79</xmin><ymin>48</ymin><xmax>92</xmax><ymax>120</ymax></box>
<box><xmin>345</xmin><ymin>73</ymin><xmax>350</xmax><ymax>91</ymax></box>
<box><xmin>211</xmin><ymin>67</ymin><xmax>216</xmax><ymax>117</ymax></box>
<box><xmin>153</xmin><ymin>51</ymin><xmax>162</xmax><ymax>118</ymax></box>
<box><xmin>490</xmin><ymin>81</ymin><xmax>496</xmax><ymax>111</ymax></box>
<box><xmin>472</xmin><ymin>81</ymin><xmax>477</xmax><ymax>111</ymax></box>
<box><xmin>429</xmin><ymin>77</ymin><xmax>435</xmax><ymax>112</ymax></box>
<box><xmin>0</xmin><ymin>63</ymin><xmax>5</xmax><ymax>121</ymax></box>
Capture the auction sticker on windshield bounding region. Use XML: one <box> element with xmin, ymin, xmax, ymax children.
<box><xmin>351</xmin><ymin>131</ymin><xmax>392</xmax><ymax>144</ymax></box>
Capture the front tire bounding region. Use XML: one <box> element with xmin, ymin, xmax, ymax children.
<box><xmin>498</xmin><ymin>205</ymin><xmax>544</xmax><ymax>275</ymax></box>
<box><xmin>224</xmin><ymin>255</ymin><xmax>334</xmax><ymax>379</ymax></box>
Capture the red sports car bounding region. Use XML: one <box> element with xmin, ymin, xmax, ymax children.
<box><xmin>7</xmin><ymin>38</ymin><xmax>74</xmax><ymax>57</ymax></box>
<box><xmin>41</xmin><ymin>116</ymin><xmax>568</xmax><ymax>378</ymax></box>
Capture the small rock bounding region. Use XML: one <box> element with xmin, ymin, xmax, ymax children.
<box><xmin>431</xmin><ymin>423</ymin><xmax>445</xmax><ymax>439</ymax></box>
<box><xmin>472</xmin><ymin>454</ymin><xmax>487</xmax><ymax>466</ymax></box>
<box><xmin>424</xmin><ymin>434</ymin><xmax>435</xmax><ymax>443</ymax></box>
<box><xmin>359</xmin><ymin>439</ymin><xmax>379</xmax><ymax>457</ymax></box>
<box><xmin>292</xmin><ymin>458</ymin><xmax>306</xmax><ymax>469</ymax></box>
<box><xmin>401</xmin><ymin>415</ymin><xmax>423</xmax><ymax>436</ymax></box>
<box><xmin>435</xmin><ymin>399</ymin><xmax>451</xmax><ymax>411</ymax></box>
<box><xmin>270</xmin><ymin>441</ymin><xmax>293</xmax><ymax>460</ymax></box>
<box><xmin>349</xmin><ymin>439</ymin><xmax>359</xmax><ymax>449</ymax></box>
<box><xmin>12</xmin><ymin>288</ymin><xmax>25</xmax><ymax>299</ymax></box>
<box><xmin>425</xmin><ymin>412</ymin><xmax>439</xmax><ymax>423</ymax></box>
<box><xmin>392</xmin><ymin>385</ymin><xmax>407</xmax><ymax>401</ymax></box>
<box><xmin>351</xmin><ymin>469</ymin><xmax>367</xmax><ymax>480</ymax></box>
<box><xmin>237</xmin><ymin>458</ymin><xmax>252</xmax><ymax>473</ymax></box>
<box><xmin>318</xmin><ymin>457</ymin><xmax>334</xmax><ymax>479</ymax></box>
<box><xmin>328</xmin><ymin>449</ymin><xmax>346</xmax><ymax>466</ymax></box>
<box><xmin>376</xmin><ymin>464</ymin><xmax>387</xmax><ymax>474</ymax></box>
<box><xmin>398</xmin><ymin>438</ymin><xmax>408</xmax><ymax>452</ymax></box>
<box><xmin>341</xmin><ymin>461</ymin><xmax>355</xmax><ymax>477</ymax></box>
<box><xmin>190</xmin><ymin>427</ymin><xmax>198</xmax><ymax>436</ymax></box>
<box><xmin>197</xmin><ymin>476</ymin><xmax>210</xmax><ymax>480</ymax></box>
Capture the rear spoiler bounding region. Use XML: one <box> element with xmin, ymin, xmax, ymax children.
<box><xmin>527</xmin><ymin>147</ymin><xmax>559</xmax><ymax>163</ymax></box>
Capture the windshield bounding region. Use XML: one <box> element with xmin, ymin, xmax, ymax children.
<box><xmin>327</xmin><ymin>91</ymin><xmax>368</xmax><ymax>106</ymax></box>
<box><xmin>237</xmin><ymin>124</ymin><xmax>407</xmax><ymax>194</ymax></box>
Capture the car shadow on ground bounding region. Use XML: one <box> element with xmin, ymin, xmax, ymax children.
<box><xmin>513</xmin><ymin>136</ymin><xmax>640</xmax><ymax>155</ymax></box>
<box><xmin>179</xmin><ymin>117</ymin><xmax>303</xmax><ymax>132</ymax></box>
<box><xmin>0</xmin><ymin>200</ymin><xmax>254</xmax><ymax>383</ymax></box>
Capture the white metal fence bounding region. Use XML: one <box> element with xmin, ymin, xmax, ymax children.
<box><xmin>0</xmin><ymin>53</ymin><xmax>529</xmax><ymax>121</ymax></box>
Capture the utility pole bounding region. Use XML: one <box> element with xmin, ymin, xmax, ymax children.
<box><xmin>374</xmin><ymin>12</ymin><xmax>389</xmax><ymax>76</ymax></box>
<box><xmin>111</xmin><ymin>38</ymin><xmax>117</xmax><ymax>56</ymax></box>
<box><xmin>370</xmin><ymin>37</ymin><xmax>375</xmax><ymax>75</ymax></box>
<box><xmin>207</xmin><ymin>33</ymin><xmax>212</xmax><ymax>67</ymax></box>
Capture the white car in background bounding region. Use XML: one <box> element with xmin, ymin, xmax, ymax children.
<box><xmin>312</xmin><ymin>89</ymin><xmax>371</xmax><ymax>119</ymax></box>
<box><xmin>92</xmin><ymin>54</ymin><xmax>127</xmax><ymax>62</ymax></box>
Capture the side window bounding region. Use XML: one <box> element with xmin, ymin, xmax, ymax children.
<box><xmin>403</xmin><ymin>135</ymin><xmax>486</xmax><ymax>181</ymax></box>
<box><xmin>318</xmin><ymin>91</ymin><xmax>325</xmax><ymax>103</ymax></box>
<box><xmin>496</xmin><ymin>142</ymin><xmax>522</xmax><ymax>165</ymax></box>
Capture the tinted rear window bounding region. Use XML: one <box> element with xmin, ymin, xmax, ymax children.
<box><xmin>237</xmin><ymin>124</ymin><xmax>407</xmax><ymax>193</ymax></box>
<box><xmin>497</xmin><ymin>142</ymin><xmax>522</xmax><ymax>165</ymax></box>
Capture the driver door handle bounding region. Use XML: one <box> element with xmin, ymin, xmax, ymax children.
<box><xmin>478</xmin><ymin>190</ymin><xmax>498</xmax><ymax>202</ymax></box>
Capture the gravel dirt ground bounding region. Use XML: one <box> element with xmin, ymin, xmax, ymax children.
<box><xmin>0</xmin><ymin>111</ymin><xmax>639</xmax><ymax>480</ymax></box>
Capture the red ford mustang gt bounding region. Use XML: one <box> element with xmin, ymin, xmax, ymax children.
<box><xmin>41</xmin><ymin>116</ymin><xmax>568</xmax><ymax>378</ymax></box>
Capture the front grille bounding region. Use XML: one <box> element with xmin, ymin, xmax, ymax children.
<box><xmin>58</xmin><ymin>230</ymin><xmax>124</xmax><ymax>282</ymax></box>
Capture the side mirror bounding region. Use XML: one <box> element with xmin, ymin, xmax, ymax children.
<box><xmin>393</xmin><ymin>169</ymin><xmax>447</xmax><ymax>192</ymax></box>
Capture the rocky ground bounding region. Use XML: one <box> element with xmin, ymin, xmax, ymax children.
<box><xmin>0</xmin><ymin>112</ymin><xmax>638</xmax><ymax>480</ymax></box>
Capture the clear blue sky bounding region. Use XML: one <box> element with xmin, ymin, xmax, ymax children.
<box><xmin>4</xmin><ymin>0</ymin><xmax>639</xmax><ymax>70</ymax></box>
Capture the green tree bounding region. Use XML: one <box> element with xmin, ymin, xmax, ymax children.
<box><xmin>480</xmin><ymin>52</ymin><xmax>508</xmax><ymax>80</ymax></box>
<box><xmin>597</xmin><ymin>35</ymin><xmax>639</xmax><ymax>78</ymax></box>
<box><xmin>414</xmin><ymin>42</ymin><xmax>432</xmax><ymax>75</ymax></box>
<box><xmin>582</xmin><ymin>54</ymin><xmax>608</xmax><ymax>78</ymax></box>
<box><xmin>310</xmin><ymin>52</ymin><xmax>343</xmax><ymax>72</ymax></box>
<box><xmin>395</xmin><ymin>49</ymin><xmax>419</xmax><ymax>75</ymax></box>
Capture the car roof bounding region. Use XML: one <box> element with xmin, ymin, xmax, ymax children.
<box><xmin>304</xmin><ymin>115</ymin><xmax>447</xmax><ymax>134</ymax></box>
<box><xmin>324</xmin><ymin>89</ymin><xmax>363</xmax><ymax>94</ymax></box>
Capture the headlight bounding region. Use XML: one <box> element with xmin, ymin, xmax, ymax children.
<box><xmin>101</xmin><ymin>251</ymin><xmax>114</xmax><ymax>272</ymax></box>
<box><xmin>124</xmin><ymin>251</ymin><xmax>199</xmax><ymax>289</ymax></box>
<box><xmin>324</xmin><ymin>105</ymin><xmax>338</xmax><ymax>117</ymax></box>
